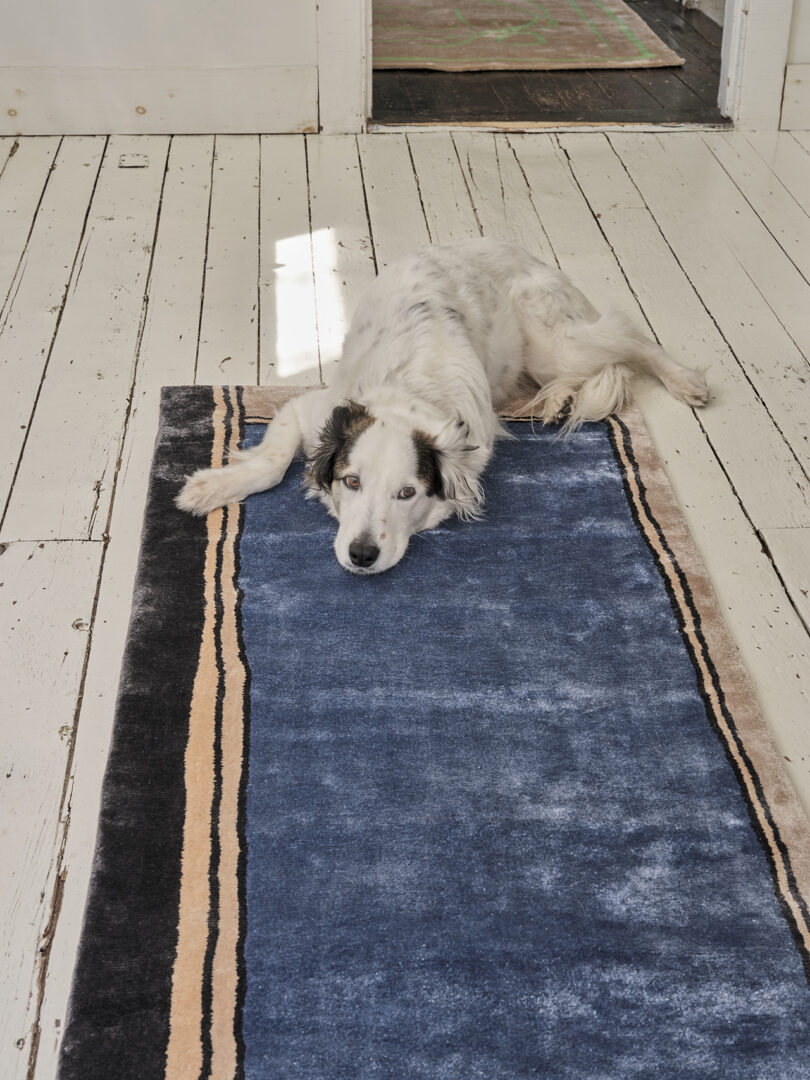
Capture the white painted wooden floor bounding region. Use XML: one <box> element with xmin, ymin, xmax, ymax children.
<box><xmin>2</xmin><ymin>129</ymin><xmax>810</xmax><ymax>1079</ymax></box>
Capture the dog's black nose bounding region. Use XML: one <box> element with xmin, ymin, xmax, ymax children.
<box><xmin>349</xmin><ymin>539</ymin><xmax>380</xmax><ymax>568</ymax></box>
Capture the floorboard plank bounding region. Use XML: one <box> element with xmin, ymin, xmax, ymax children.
<box><xmin>486</xmin><ymin>71</ymin><xmax>568</xmax><ymax>118</ymax></box>
<box><xmin>0</xmin><ymin>138</ymin><xmax>61</xmax><ymax>316</ymax></box>
<box><xmin>670</xmin><ymin>67</ymin><xmax>720</xmax><ymax>108</ymax></box>
<box><xmin>427</xmin><ymin>71</ymin><xmax>512</xmax><ymax>121</ymax></box>
<box><xmin>0</xmin><ymin>539</ymin><xmax>102</xmax><ymax>1080</ymax></box>
<box><xmin>1</xmin><ymin>137</ymin><xmax>169</xmax><ymax>544</ymax></box>
<box><xmin>195</xmin><ymin>136</ymin><xmax>260</xmax><ymax>386</ymax></box>
<box><xmin>0</xmin><ymin>138</ymin><xmax>106</xmax><ymax>509</ymax></box>
<box><xmin>762</xmin><ymin>528</ymin><xmax>810</xmax><ymax>634</ymax></box>
<box><xmin>628</xmin><ymin>67</ymin><xmax>706</xmax><ymax>111</ymax></box>
<box><xmin>405</xmin><ymin>133</ymin><xmax>480</xmax><ymax>243</ymax></box>
<box><xmin>588</xmin><ymin>69</ymin><xmax>662</xmax><ymax>111</ymax></box>
<box><xmin>452</xmin><ymin>132</ymin><xmax>556</xmax><ymax>263</ymax></box>
<box><xmin>358</xmin><ymin>135</ymin><xmax>433</xmax><ymax>288</ymax></box>
<box><xmin>306</xmin><ymin>135</ymin><xmax>377</xmax><ymax>381</ymax></box>
<box><xmin>396</xmin><ymin>71</ymin><xmax>446</xmax><ymax>120</ymax></box>
<box><xmin>643</xmin><ymin>134</ymin><xmax>810</xmax><ymax>359</ymax></box>
<box><xmin>625</xmin><ymin>0</ymin><xmax>723</xmax><ymax>70</ymax></box>
<box><xmin>357</xmin><ymin>134</ymin><xmax>431</xmax><ymax>270</ymax></box>
<box><xmin>742</xmin><ymin>132</ymin><xmax>810</xmax><ymax>223</ymax></box>
<box><xmin>609</xmin><ymin>132</ymin><xmax>810</xmax><ymax>477</ymax></box>
<box><xmin>30</xmin><ymin>136</ymin><xmax>217</xmax><ymax>1080</ymax></box>
<box><xmin>559</xmin><ymin>132</ymin><xmax>810</xmax><ymax>529</ymax></box>
<box><xmin>258</xmin><ymin>136</ymin><xmax>320</xmax><ymax>388</ymax></box>
<box><xmin>702</xmin><ymin>132</ymin><xmax>810</xmax><ymax>285</ymax></box>
<box><xmin>522</xmin><ymin>70</ymin><xmax>612</xmax><ymax>115</ymax></box>
<box><xmin>509</xmin><ymin>132</ymin><xmax>810</xmax><ymax>814</ymax></box>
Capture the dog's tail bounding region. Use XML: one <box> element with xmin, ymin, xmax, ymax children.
<box><xmin>524</xmin><ymin>307</ymin><xmax>708</xmax><ymax>432</ymax></box>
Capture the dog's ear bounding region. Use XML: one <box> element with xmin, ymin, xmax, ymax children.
<box><xmin>308</xmin><ymin>401</ymin><xmax>370</xmax><ymax>490</ymax></box>
<box><xmin>427</xmin><ymin>422</ymin><xmax>485</xmax><ymax>521</ymax></box>
<box><xmin>412</xmin><ymin>430</ymin><xmax>445</xmax><ymax>499</ymax></box>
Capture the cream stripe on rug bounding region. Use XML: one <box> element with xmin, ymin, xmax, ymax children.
<box><xmin>373</xmin><ymin>0</ymin><xmax>684</xmax><ymax>71</ymax></box>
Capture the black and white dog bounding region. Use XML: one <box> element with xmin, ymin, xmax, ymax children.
<box><xmin>177</xmin><ymin>239</ymin><xmax>707</xmax><ymax>574</ymax></box>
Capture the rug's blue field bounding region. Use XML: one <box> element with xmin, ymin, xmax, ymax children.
<box><xmin>237</xmin><ymin>420</ymin><xmax>810</xmax><ymax>1079</ymax></box>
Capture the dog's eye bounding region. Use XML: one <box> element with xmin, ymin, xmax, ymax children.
<box><xmin>397</xmin><ymin>486</ymin><xmax>416</xmax><ymax>500</ymax></box>
<box><xmin>342</xmin><ymin>475</ymin><xmax>360</xmax><ymax>490</ymax></box>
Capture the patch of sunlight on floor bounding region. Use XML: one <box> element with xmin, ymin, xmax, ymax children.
<box><xmin>309</xmin><ymin>226</ymin><xmax>347</xmax><ymax>371</ymax></box>
<box><xmin>271</xmin><ymin>230</ymin><xmax>320</xmax><ymax>383</ymax></box>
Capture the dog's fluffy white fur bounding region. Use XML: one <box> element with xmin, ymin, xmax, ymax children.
<box><xmin>177</xmin><ymin>239</ymin><xmax>707</xmax><ymax>574</ymax></box>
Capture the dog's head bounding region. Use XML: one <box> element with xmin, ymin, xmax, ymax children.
<box><xmin>306</xmin><ymin>400</ymin><xmax>484</xmax><ymax>575</ymax></box>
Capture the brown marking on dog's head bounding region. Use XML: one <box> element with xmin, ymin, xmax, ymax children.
<box><xmin>308</xmin><ymin>401</ymin><xmax>376</xmax><ymax>491</ymax></box>
<box><xmin>411</xmin><ymin>429</ymin><xmax>444</xmax><ymax>499</ymax></box>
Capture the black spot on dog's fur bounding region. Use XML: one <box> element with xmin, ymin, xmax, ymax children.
<box><xmin>412</xmin><ymin>430</ymin><xmax>444</xmax><ymax>499</ymax></box>
<box><xmin>407</xmin><ymin>301</ymin><xmax>430</xmax><ymax>320</ymax></box>
<box><xmin>308</xmin><ymin>401</ymin><xmax>375</xmax><ymax>490</ymax></box>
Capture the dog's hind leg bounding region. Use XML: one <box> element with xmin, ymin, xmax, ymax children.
<box><xmin>176</xmin><ymin>393</ymin><xmax>323</xmax><ymax>516</ymax></box>
<box><xmin>636</xmin><ymin>339</ymin><xmax>709</xmax><ymax>408</ymax></box>
<box><xmin>577</xmin><ymin>310</ymin><xmax>709</xmax><ymax>408</ymax></box>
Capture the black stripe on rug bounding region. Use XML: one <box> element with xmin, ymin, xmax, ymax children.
<box><xmin>233</xmin><ymin>387</ymin><xmax>251</xmax><ymax>1080</ymax></box>
<box><xmin>199</xmin><ymin>387</ymin><xmax>232</xmax><ymax>1080</ymax></box>
<box><xmin>58</xmin><ymin>386</ymin><xmax>218</xmax><ymax>1080</ymax></box>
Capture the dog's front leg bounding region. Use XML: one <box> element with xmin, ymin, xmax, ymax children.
<box><xmin>176</xmin><ymin>391</ymin><xmax>330</xmax><ymax>516</ymax></box>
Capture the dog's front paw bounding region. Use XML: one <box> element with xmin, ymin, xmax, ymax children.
<box><xmin>175</xmin><ymin>468</ymin><xmax>234</xmax><ymax>516</ymax></box>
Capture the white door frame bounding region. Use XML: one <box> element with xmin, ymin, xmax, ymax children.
<box><xmin>336</xmin><ymin>0</ymin><xmax>795</xmax><ymax>133</ymax></box>
<box><xmin>316</xmin><ymin>0</ymin><xmax>372</xmax><ymax>133</ymax></box>
<box><xmin>719</xmin><ymin>0</ymin><xmax>793</xmax><ymax>129</ymax></box>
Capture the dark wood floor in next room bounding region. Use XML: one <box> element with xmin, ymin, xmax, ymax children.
<box><xmin>372</xmin><ymin>0</ymin><xmax>730</xmax><ymax>126</ymax></box>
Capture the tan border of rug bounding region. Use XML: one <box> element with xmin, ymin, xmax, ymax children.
<box><xmin>166</xmin><ymin>387</ymin><xmax>249</xmax><ymax>1080</ymax></box>
<box><xmin>373</xmin><ymin>0</ymin><xmax>684</xmax><ymax>71</ymax></box>
<box><xmin>165</xmin><ymin>384</ymin><xmax>810</xmax><ymax>1075</ymax></box>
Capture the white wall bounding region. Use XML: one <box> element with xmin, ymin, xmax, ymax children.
<box><xmin>0</xmin><ymin>0</ymin><xmax>369</xmax><ymax>134</ymax></box>
<box><xmin>788</xmin><ymin>0</ymin><xmax>810</xmax><ymax>62</ymax></box>
<box><xmin>782</xmin><ymin>0</ymin><xmax>810</xmax><ymax>127</ymax></box>
<box><xmin>0</xmin><ymin>0</ymin><xmax>316</xmax><ymax>69</ymax></box>
<box><xmin>692</xmin><ymin>0</ymin><xmax>726</xmax><ymax>27</ymax></box>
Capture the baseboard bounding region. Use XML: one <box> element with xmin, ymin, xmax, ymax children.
<box><xmin>0</xmin><ymin>67</ymin><xmax>318</xmax><ymax>135</ymax></box>
<box><xmin>780</xmin><ymin>64</ymin><xmax>810</xmax><ymax>130</ymax></box>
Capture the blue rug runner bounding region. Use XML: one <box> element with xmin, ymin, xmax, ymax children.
<box><xmin>59</xmin><ymin>385</ymin><xmax>810</xmax><ymax>1080</ymax></box>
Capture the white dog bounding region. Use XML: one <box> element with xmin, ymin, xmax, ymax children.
<box><xmin>177</xmin><ymin>239</ymin><xmax>707</xmax><ymax>574</ymax></box>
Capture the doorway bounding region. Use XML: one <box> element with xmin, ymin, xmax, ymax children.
<box><xmin>371</xmin><ymin>0</ymin><xmax>730</xmax><ymax>126</ymax></box>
